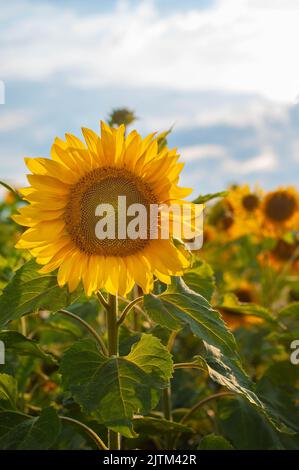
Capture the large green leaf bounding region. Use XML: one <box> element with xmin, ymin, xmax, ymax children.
<box><xmin>0</xmin><ymin>374</ymin><xmax>17</xmax><ymax>410</ymax></box>
<box><xmin>219</xmin><ymin>397</ymin><xmax>299</xmax><ymax>450</ymax></box>
<box><xmin>0</xmin><ymin>260</ymin><xmax>83</xmax><ymax>327</ymax></box>
<box><xmin>0</xmin><ymin>407</ymin><xmax>60</xmax><ymax>449</ymax></box>
<box><xmin>0</xmin><ymin>331</ymin><xmax>56</xmax><ymax>364</ymax></box>
<box><xmin>183</xmin><ymin>260</ymin><xmax>215</xmax><ymax>301</ymax></box>
<box><xmin>198</xmin><ymin>343</ymin><xmax>263</xmax><ymax>406</ymax></box>
<box><xmin>256</xmin><ymin>362</ymin><xmax>299</xmax><ymax>433</ymax></box>
<box><xmin>198</xmin><ymin>344</ymin><xmax>293</xmax><ymax>432</ymax></box>
<box><xmin>144</xmin><ymin>277</ymin><xmax>237</xmax><ymax>357</ymax></box>
<box><xmin>60</xmin><ymin>334</ymin><xmax>173</xmax><ymax>438</ymax></box>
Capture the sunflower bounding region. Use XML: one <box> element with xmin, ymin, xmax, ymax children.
<box><xmin>13</xmin><ymin>121</ymin><xmax>195</xmax><ymax>296</ymax></box>
<box><xmin>261</xmin><ymin>187</ymin><xmax>299</xmax><ymax>236</ymax></box>
<box><xmin>264</xmin><ymin>237</ymin><xmax>299</xmax><ymax>271</ymax></box>
<box><xmin>207</xmin><ymin>199</ymin><xmax>235</xmax><ymax>240</ymax></box>
<box><xmin>226</xmin><ymin>184</ymin><xmax>263</xmax><ymax>237</ymax></box>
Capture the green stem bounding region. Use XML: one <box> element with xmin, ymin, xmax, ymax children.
<box><xmin>58</xmin><ymin>309</ymin><xmax>108</xmax><ymax>356</ymax></box>
<box><xmin>60</xmin><ymin>416</ymin><xmax>108</xmax><ymax>450</ymax></box>
<box><xmin>163</xmin><ymin>386</ymin><xmax>173</xmax><ymax>449</ymax></box>
<box><xmin>173</xmin><ymin>391</ymin><xmax>234</xmax><ymax>449</ymax></box>
<box><xmin>117</xmin><ymin>295</ymin><xmax>143</xmax><ymax>327</ymax></box>
<box><xmin>106</xmin><ymin>294</ymin><xmax>121</xmax><ymax>450</ymax></box>
<box><xmin>0</xmin><ymin>180</ymin><xmax>19</xmax><ymax>197</ymax></box>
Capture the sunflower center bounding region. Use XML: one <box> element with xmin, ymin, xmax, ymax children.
<box><xmin>64</xmin><ymin>167</ymin><xmax>158</xmax><ymax>256</ymax></box>
<box><xmin>265</xmin><ymin>191</ymin><xmax>297</xmax><ymax>222</ymax></box>
<box><xmin>242</xmin><ymin>194</ymin><xmax>259</xmax><ymax>212</ymax></box>
<box><xmin>272</xmin><ymin>239</ymin><xmax>298</xmax><ymax>261</ymax></box>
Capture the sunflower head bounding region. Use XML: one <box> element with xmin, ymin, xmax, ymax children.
<box><xmin>13</xmin><ymin>121</ymin><xmax>195</xmax><ymax>296</ymax></box>
<box><xmin>261</xmin><ymin>187</ymin><xmax>299</xmax><ymax>235</ymax></box>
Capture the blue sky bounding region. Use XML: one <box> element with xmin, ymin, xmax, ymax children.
<box><xmin>1</xmin><ymin>0</ymin><xmax>299</xmax><ymax>196</ymax></box>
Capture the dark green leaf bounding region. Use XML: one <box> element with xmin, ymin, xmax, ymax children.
<box><xmin>60</xmin><ymin>334</ymin><xmax>173</xmax><ymax>438</ymax></box>
<box><xmin>219</xmin><ymin>397</ymin><xmax>287</xmax><ymax>450</ymax></box>
<box><xmin>0</xmin><ymin>331</ymin><xmax>56</xmax><ymax>364</ymax></box>
<box><xmin>0</xmin><ymin>407</ymin><xmax>61</xmax><ymax>449</ymax></box>
<box><xmin>183</xmin><ymin>260</ymin><xmax>215</xmax><ymax>301</ymax></box>
<box><xmin>144</xmin><ymin>277</ymin><xmax>237</xmax><ymax>357</ymax></box>
<box><xmin>256</xmin><ymin>362</ymin><xmax>299</xmax><ymax>433</ymax></box>
<box><xmin>0</xmin><ymin>260</ymin><xmax>83</xmax><ymax>327</ymax></box>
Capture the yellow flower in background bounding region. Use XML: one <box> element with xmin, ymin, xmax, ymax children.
<box><xmin>13</xmin><ymin>121</ymin><xmax>193</xmax><ymax>296</ymax></box>
<box><xmin>261</xmin><ymin>187</ymin><xmax>299</xmax><ymax>236</ymax></box>
<box><xmin>226</xmin><ymin>184</ymin><xmax>263</xmax><ymax>237</ymax></box>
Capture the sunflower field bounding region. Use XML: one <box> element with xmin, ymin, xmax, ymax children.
<box><xmin>0</xmin><ymin>113</ymin><xmax>298</xmax><ymax>451</ymax></box>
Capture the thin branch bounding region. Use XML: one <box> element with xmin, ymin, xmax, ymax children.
<box><xmin>58</xmin><ymin>309</ymin><xmax>108</xmax><ymax>356</ymax></box>
<box><xmin>96</xmin><ymin>291</ymin><xmax>110</xmax><ymax>311</ymax></box>
<box><xmin>180</xmin><ymin>392</ymin><xmax>234</xmax><ymax>425</ymax></box>
<box><xmin>167</xmin><ymin>331</ymin><xmax>178</xmax><ymax>351</ymax></box>
<box><xmin>173</xmin><ymin>391</ymin><xmax>234</xmax><ymax>448</ymax></box>
<box><xmin>60</xmin><ymin>416</ymin><xmax>108</xmax><ymax>450</ymax></box>
<box><xmin>119</xmin><ymin>295</ymin><xmax>145</xmax><ymax>316</ymax></box>
<box><xmin>117</xmin><ymin>296</ymin><xmax>144</xmax><ymax>327</ymax></box>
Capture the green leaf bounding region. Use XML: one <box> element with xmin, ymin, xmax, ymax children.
<box><xmin>132</xmin><ymin>416</ymin><xmax>194</xmax><ymax>436</ymax></box>
<box><xmin>197</xmin><ymin>343</ymin><xmax>262</xmax><ymax>406</ymax></box>
<box><xmin>144</xmin><ymin>277</ymin><xmax>237</xmax><ymax>357</ymax></box>
<box><xmin>193</xmin><ymin>191</ymin><xmax>227</xmax><ymax>204</ymax></box>
<box><xmin>256</xmin><ymin>362</ymin><xmax>299</xmax><ymax>433</ymax></box>
<box><xmin>0</xmin><ymin>407</ymin><xmax>61</xmax><ymax>449</ymax></box>
<box><xmin>198</xmin><ymin>344</ymin><xmax>293</xmax><ymax>432</ymax></box>
<box><xmin>218</xmin><ymin>397</ymin><xmax>296</xmax><ymax>450</ymax></box>
<box><xmin>0</xmin><ymin>260</ymin><xmax>83</xmax><ymax>327</ymax></box>
<box><xmin>199</xmin><ymin>433</ymin><xmax>234</xmax><ymax>450</ymax></box>
<box><xmin>60</xmin><ymin>334</ymin><xmax>173</xmax><ymax>438</ymax></box>
<box><xmin>217</xmin><ymin>293</ymin><xmax>275</xmax><ymax>323</ymax></box>
<box><xmin>183</xmin><ymin>260</ymin><xmax>215</xmax><ymax>301</ymax></box>
<box><xmin>0</xmin><ymin>374</ymin><xmax>17</xmax><ymax>410</ymax></box>
<box><xmin>0</xmin><ymin>331</ymin><xmax>56</xmax><ymax>364</ymax></box>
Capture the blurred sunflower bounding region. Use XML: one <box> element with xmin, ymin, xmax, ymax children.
<box><xmin>206</xmin><ymin>199</ymin><xmax>235</xmax><ymax>240</ymax></box>
<box><xmin>226</xmin><ymin>184</ymin><xmax>263</xmax><ymax>237</ymax></box>
<box><xmin>220</xmin><ymin>308</ymin><xmax>263</xmax><ymax>331</ymax></box>
<box><xmin>13</xmin><ymin>121</ymin><xmax>194</xmax><ymax>296</ymax></box>
<box><xmin>267</xmin><ymin>237</ymin><xmax>299</xmax><ymax>271</ymax></box>
<box><xmin>261</xmin><ymin>187</ymin><xmax>299</xmax><ymax>236</ymax></box>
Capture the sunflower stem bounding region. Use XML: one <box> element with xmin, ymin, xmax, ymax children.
<box><xmin>117</xmin><ymin>295</ymin><xmax>144</xmax><ymax>327</ymax></box>
<box><xmin>163</xmin><ymin>386</ymin><xmax>173</xmax><ymax>449</ymax></box>
<box><xmin>106</xmin><ymin>293</ymin><xmax>121</xmax><ymax>450</ymax></box>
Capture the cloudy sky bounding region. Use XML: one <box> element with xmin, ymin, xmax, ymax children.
<box><xmin>1</xmin><ymin>0</ymin><xmax>299</xmax><ymax>196</ymax></box>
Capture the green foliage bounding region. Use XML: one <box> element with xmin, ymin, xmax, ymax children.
<box><xmin>199</xmin><ymin>434</ymin><xmax>234</xmax><ymax>450</ymax></box>
<box><xmin>0</xmin><ymin>407</ymin><xmax>60</xmax><ymax>449</ymax></box>
<box><xmin>0</xmin><ymin>374</ymin><xmax>17</xmax><ymax>410</ymax></box>
<box><xmin>60</xmin><ymin>334</ymin><xmax>173</xmax><ymax>438</ymax></box>
<box><xmin>144</xmin><ymin>277</ymin><xmax>237</xmax><ymax>357</ymax></box>
<box><xmin>0</xmin><ymin>331</ymin><xmax>56</xmax><ymax>363</ymax></box>
<box><xmin>0</xmin><ymin>260</ymin><xmax>83</xmax><ymax>327</ymax></box>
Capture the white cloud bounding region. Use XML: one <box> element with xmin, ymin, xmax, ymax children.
<box><xmin>1</xmin><ymin>0</ymin><xmax>299</xmax><ymax>102</ymax></box>
<box><xmin>222</xmin><ymin>148</ymin><xmax>278</xmax><ymax>175</ymax></box>
<box><xmin>0</xmin><ymin>110</ymin><xmax>33</xmax><ymax>132</ymax></box>
<box><xmin>179</xmin><ymin>144</ymin><xmax>227</xmax><ymax>162</ymax></box>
